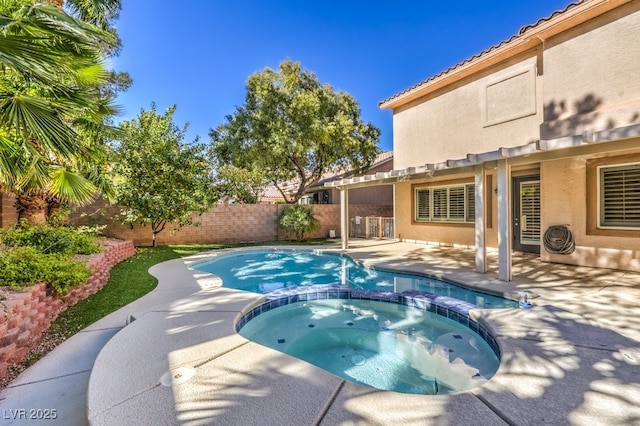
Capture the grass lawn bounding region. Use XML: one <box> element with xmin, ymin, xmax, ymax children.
<box><xmin>50</xmin><ymin>244</ymin><xmax>223</xmax><ymax>338</ymax></box>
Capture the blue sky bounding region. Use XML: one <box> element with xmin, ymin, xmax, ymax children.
<box><xmin>112</xmin><ymin>0</ymin><xmax>573</xmax><ymax>152</ymax></box>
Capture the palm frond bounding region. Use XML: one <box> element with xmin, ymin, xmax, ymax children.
<box><xmin>13</xmin><ymin>153</ymin><xmax>51</xmax><ymax>193</ymax></box>
<box><xmin>49</xmin><ymin>167</ymin><xmax>97</xmax><ymax>205</ymax></box>
<box><xmin>0</xmin><ymin>91</ymin><xmax>80</xmax><ymax>159</ymax></box>
<box><xmin>0</xmin><ymin>131</ymin><xmax>19</xmax><ymax>185</ymax></box>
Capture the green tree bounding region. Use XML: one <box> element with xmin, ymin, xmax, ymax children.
<box><xmin>214</xmin><ymin>164</ymin><xmax>269</xmax><ymax>204</ymax></box>
<box><xmin>114</xmin><ymin>104</ymin><xmax>217</xmax><ymax>246</ymax></box>
<box><xmin>0</xmin><ymin>1</ymin><xmax>127</xmax><ymax>223</ymax></box>
<box><xmin>210</xmin><ymin>59</ymin><xmax>381</xmax><ymax>204</ymax></box>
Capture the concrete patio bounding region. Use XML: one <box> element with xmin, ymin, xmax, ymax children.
<box><xmin>1</xmin><ymin>240</ymin><xmax>639</xmax><ymax>425</ymax></box>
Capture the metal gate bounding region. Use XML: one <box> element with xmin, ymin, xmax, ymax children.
<box><xmin>350</xmin><ymin>216</ymin><xmax>394</xmax><ymax>239</ymax></box>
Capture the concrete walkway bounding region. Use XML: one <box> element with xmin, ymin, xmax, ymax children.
<box><xmin>1</xmin><ymin>241</ymin><xmax>639</xmax><ymax>425</ymax></box>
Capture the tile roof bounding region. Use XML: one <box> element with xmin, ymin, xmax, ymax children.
<box><xmin>379</xmin><ymin>1</ymin><xmax>585</xmax><ymax>107</ymax></box>
<box><xmin>269</xmin><ymin>151</ymin><xmax>394</xmax><ymax>195</ymax></box>
<box><xmin>313</xmin><ymin>151</ymin><xmax>394</xmax><ymax>186</ymax></box>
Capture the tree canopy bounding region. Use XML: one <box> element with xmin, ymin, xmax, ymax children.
<box><xmin>0</xmin><ymin>0</ymin><xmax>129</xmax><ymax>223</ymax></box>
<box><xmin>213</xmin><ymin>164</ymin><xmax>269</xmax><ymax>204</ymax></box>
<box><xmin>114</xmin><ymin>104</ymin><xmax>217</xmax><ymax>246</ymax></box>
<box><xmin>209</xmin><ymin>59</ymin><xmax>380</xmax><ymax>204</ymax></box>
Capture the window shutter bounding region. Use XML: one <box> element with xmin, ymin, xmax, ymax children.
<box><xmin>449</xmin><ymin>186</ymin><xmax>465</xmax><ymax>220</ymax></box>
<box><xmin>432</xmin><ymin>188</ymin><xmax>447</xmax><ymax>220</ymax></box>
<box><xmin>466</xmin><ymin>184</ymin><xmax>476</xmax><ymax>222</ymax></box>
<box><xmin>601</xmin><ymin>164</ymin><xmax>640</xmax><ymax>227</ymax></box>
<box><xmin>416</xmin><ymin>189</ymin><xmax>430</xmax><ymax>220</ymax></box>
<box><xmin>519</xmin><ymin>181</ymin><xmax>541</xmax><ymax>244</ymax></box>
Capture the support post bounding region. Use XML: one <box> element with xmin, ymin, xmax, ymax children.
<box><xmin>340</xmin><ymin>189</ymin><xmax>349</xmax><ymax>250</ymax></box>
<box><xmin>393</xmin><ymin>184</ymin><xmax>397</xmax><ymax>240</ymax></box>
<box><xmin>474</xmin><ymin>165</ymin><xmax>487</xmax><ymax>274</ymax></box>
<box><xmin>497</xmin><ymin>159</ymin><xmax>512</xmax><ymax>281</ymax></box>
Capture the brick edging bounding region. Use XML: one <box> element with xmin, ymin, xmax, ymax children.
<box><xmin>0</xmin><ymin>239</ymin><xmax>136</xmax><ymax>378</ymax></box>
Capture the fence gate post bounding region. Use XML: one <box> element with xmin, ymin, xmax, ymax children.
<box><xmin>365</xmin><ymin>217</ymin><xmax>369</xmax><ymax>238</ymax></box>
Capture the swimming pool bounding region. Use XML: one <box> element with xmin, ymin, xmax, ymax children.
<box><xmin>237</xmin><ymin>290</ymin><xmax>500</xmax><ymax>394</ymax></box>
<box><xmin>193</xmin><ymin>249</ymin><xmax>517</xmax><ymax>308</ymax></box>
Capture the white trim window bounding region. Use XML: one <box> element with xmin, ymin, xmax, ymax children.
<box><xmin>415</xmin><ymin>183</ymin><xmax>475</xmax><ymax>223</ymax></box>
<box><xmin>598</xmin><ymin>162</ymin><xmax>640</xmax><ymax>229</ymax></box>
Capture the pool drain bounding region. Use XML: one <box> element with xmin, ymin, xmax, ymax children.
<box><xmin>350</xmin><ymin>354</ymin><xmax>366</xmax><ymax>366</ymax></box>
<box><xmin>160</xmin><ymin>367</ymin><xmax>196</xmax><ymax>386</ymax></box>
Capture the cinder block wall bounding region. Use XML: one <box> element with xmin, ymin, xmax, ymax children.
<box><xmin>0</xmin><ymin>193</ymin><xmax>17</xmax><ymax>228</ymax></box>
<box><xmin>68</xmin><ymin>199</ymin><xmax>393</xmax><ymax>246</ymax></box>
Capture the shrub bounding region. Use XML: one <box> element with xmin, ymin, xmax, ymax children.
<box><xmin>0</xmin><ymin>222</ymin><xmax>101</xmax><ymax>256</ymax></box>
<box><xmin>0</xmin><ymin>247</ymin><xmax>91</xmax><ymax>295</ymax></box>
<box><xmin>278</xmin><ymin>205</ymin><xmax>321</xmax><ymax>241</ymax></box>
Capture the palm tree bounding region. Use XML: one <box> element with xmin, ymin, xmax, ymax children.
<box><xmin>64</xmin><ymin>0</ymin><xmax>122</xmax><ymax>27</ymax></box>
<box><xmin>0</xmin><ymin>1</ymin><xmax>122</xmax><ymax>223</ymax></box>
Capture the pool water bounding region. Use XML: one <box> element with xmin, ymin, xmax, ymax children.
<box><xmin>193</xmin><ymin>249</ymin><xmax>517</xmax><ymax>308</ymax></box>
<box><xmin>238</xmin><ymin>299</ymin><xmax>500</xmax><ymax>394</ymax></box>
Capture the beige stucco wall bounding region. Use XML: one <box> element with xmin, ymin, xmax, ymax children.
<box><xmin>541</xmin><ymin>2</ymin><xmax>640</xmax><ymax>139</ymax></box>
<box><xmin>392</xmin><ymin>52</ymin><xmax>543</xmax><ymax>170</ymax></box>
<box><xmin>541</xmin><ymin>152</ymin><xmax>640</xmax><ymax>272</ymax></box>
<box><xmin>386</xmin><ymin>1</ymin><xmax>640</xmax><ymax>272</ymax></box>
<box><xmin>394</xmin><ymin>173</ymin><xmax>499</xmax><ymax>248</ymax></box>
<box><xmin>395</xmin><ymin>181</ymin><xmax>473</xmax><ymax>246</ymax></box>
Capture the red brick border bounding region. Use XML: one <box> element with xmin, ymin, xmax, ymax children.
<box><xmin>0</xmin><ymin>239</ymin><xmax>135</xmax><ymax>378</ymax></box>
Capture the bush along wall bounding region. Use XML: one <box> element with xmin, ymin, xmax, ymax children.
<box><xmin>0</xmin><ymin>239</ymin><xmax>135</xmax><ymax>378</ymax></box>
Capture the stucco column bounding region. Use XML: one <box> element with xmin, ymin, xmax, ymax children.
<box><xmin>497</xmin><ymin>159</ymin><xmax>512</xmax><ymax>281</ymax></box>
<box><xmin>392</xmin><ymin>183</ymin><xmax>397</xmax><ymax>240</ymax></box>
<box><xmin>340</xmin><ymin>188</ymin><xmax>349</xmax><ymax>250</ymax></box>
<box><xmin>474</xmin><ymin>165</ymin><xmax>487</xmax><ymax>274</ymax></box>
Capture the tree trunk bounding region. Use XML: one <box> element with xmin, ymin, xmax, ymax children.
<box><xmin>15</xmin><ymin>191</ymin><xmax>48</xmax><ymax>225</ymax></box>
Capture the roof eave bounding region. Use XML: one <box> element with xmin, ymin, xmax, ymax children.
<box><xmin>379</xmin><ymin>0</ymin><xmax>630</xmax><ymax>111</ymax></box>
<box><xmin>325</xmin><ymin>124</ymin><xmax>640</xmax><ymax>189</ymax></box>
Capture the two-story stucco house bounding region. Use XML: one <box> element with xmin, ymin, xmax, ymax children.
<box><xmin>328</xmin><ymin>0</ymin><xmax>640</xmax><ymax>280</ymax></box>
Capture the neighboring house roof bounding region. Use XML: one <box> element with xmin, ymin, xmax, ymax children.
<box><xmin>311</xmin><ymin>151</ymin><xmax>394</xmax><ymax>188</ymax></box>
<box><xmin>261</xmin><ymin>151</ymin><xmax>394</xmax><ymax>200</ymax></box>
<box><xmin>379</xmin><ymin>0</ymin><xmax>624</xmax><ymax>110</ymax></box>
<box><xmin>260</xmin><ymin>185</ymin><xmax>284</xmax><ymax>200</ymax></box>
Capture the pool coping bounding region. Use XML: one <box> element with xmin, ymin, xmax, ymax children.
<box><xmin>83</xmin><ymin>244</ymin><xmax>640</xmax><ymax>425</ymax></box>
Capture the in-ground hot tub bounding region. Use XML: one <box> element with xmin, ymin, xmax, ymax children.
<box><xmin>237</xmin><ymin>286</ymin><xmax>501</xmax><ymax>395</ymax></box>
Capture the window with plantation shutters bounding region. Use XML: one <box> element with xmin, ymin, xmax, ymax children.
<box><xmin>519</xmin><ymin>181</ymin><xmax>540</xmax><ymax>245</ymax></box>
<box><xmin>599</xmin><ymin>163</ymin><xmax>640</xmax><ymax>228</ymax></box>
<box><xmin>415</xmin><ymin>183</ymin><xmax>475</xmax><ymax>223</ymax></box>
